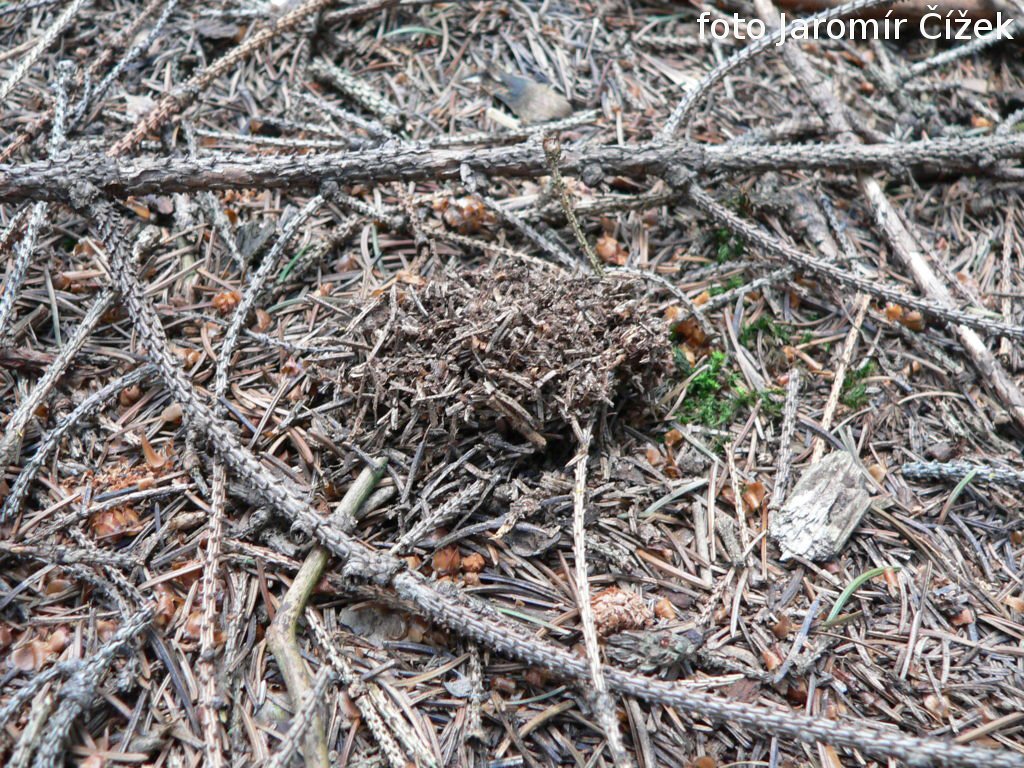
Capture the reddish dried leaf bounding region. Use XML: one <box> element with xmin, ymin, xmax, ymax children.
<box><xmin>596</xmin><ymin>234</ymin><xmax>628</xmax><ymax>266</ymax></box>
<box><xmin>432</xmin><ymin>545</ymin><xmax>462</xmax><ymax>576</ymax></box>
<box><xmin>139</xmin><ymin>432</ymin><xmax>166</xmax><ymax>469</ymax></box>
<box><xmin>211</xmin><ymin>290</ymin><xmax>242</xmax><ymax>315</ymax></box>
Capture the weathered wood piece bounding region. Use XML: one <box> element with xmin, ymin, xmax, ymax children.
<box><xmin>769</xmin><ymin>452</ymin><xmax>871</xmax><ymax>561</ymax></box>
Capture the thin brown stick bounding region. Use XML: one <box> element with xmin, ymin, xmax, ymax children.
<box><xmin>265</xmin><ymin>463</ymin><xmax>386</xmax><ymax>768</ymax></box>
<box><xmin>569</xmin><ymin>420</ymin><xmax>630</xmax><ymax>766</ymax></box>
<box><xmin>811</xmin><ymin>295</ymin><xmax>869</xmax><ymax>463</ymax></box>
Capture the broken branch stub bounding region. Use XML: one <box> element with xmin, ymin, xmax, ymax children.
<box><xmin>769</xmin><ymin>452</ymin><xmax>871</xmax><ymax>561</ymax></box>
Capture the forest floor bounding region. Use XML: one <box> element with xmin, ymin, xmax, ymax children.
<box><xmin>1</xmin><ymin>1</ymin><xmax>1024</xmax><ymax>767</ymax></box>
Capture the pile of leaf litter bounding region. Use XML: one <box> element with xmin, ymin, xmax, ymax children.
<box><xmin>293</xmin><ymin>261</ymin><xmax>678</xmax><ymax>562</ymax></box>
<box><xmin>306</xmin><ymin>263</ymin><xmax>669</xmax><ymax>458</ymax></box>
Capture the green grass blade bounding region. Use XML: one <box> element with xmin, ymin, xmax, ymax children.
<box><xmin>823</xmin><ymin>566</ymin><xmax>899</xmax><ymax>627</ymax></box>
<box><xmin>939</xmin><ymin>466</ymin><xmax>978</xmax><ymax>521</ymax></box>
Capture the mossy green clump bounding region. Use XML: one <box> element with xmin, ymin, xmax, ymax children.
<box><xmin>739</xmin><ymin>315</ymin><xmax>788</xmax><ymax>347</ymax></box>
<box><xmin>840</xmin><ymin>360</ymin><xmax>875</xmax><ymax>409</ymax></box>
<box><xmin>714</xmin><ymin>228</ymin><xmax>744</xmax><ymax>263</ymax></box>
<box><xmin>675</xmin><ymin>350</ymin><xmax>783</xmax><ymax>428</ymax></box>
<box><xmin>708</xmin><ymin>275</ymin><xmax>745</xmax><ymax>296</ymax></box>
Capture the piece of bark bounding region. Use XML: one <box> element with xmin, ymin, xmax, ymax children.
<box><xmin>769</xmin><ymin>452</ymin><xmax>871</xmax><ymax>561</ymax></box>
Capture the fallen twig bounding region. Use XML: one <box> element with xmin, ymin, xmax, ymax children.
<box><xmin>684</xmin><ymin>184</ymin><xmax>1024</xmax><ymax>341</ymax></box>
<box><xmin>30</xmin><ymin>607</ymin><xmax>154</xmax><ymax>768</ymax></box>
<box><xmin>5</xmin><ymin>134</ymin><xmax>1024</xmax><ymax>204</ymax></box>
<box><xmin>0</xmin><ymin>0</ymin><xmax>168</xmax><ymax>162</ymax></box>
<box><xmin>659</xmin><ymin>0</ymin><xmax>896</xmax><ymax>137</ymax></box>
<box><xmin>265</xmin><ymin>461</ymin><xmax>386</xmax><ymax>768</ymax></box>
<box><xmin>0</xmin><ymin>202</ymin><xmax>46</xmax><ymax>338</ymax></box>
<box><xmin>902</xmin><ymin>460</ymin><xmax>1024</xmax><ymax>489</ymax></box>
<box><xmin>569</xmin><ymin>420</ymin><xmax>630</xmax><ymax>766</ymax></box>
<box><xmin>0</xmin><ymin>0</ymin><xmax>91</xmax><ymax>105</ymax></box>
<box><xmin>0</xmin><ymin>288</ymin><xmax>114</xmax><ymax>470</ymax></box>
<box><xmin>108</xmin><ymin>0</ymin><xmax>402</xmax><ymax>155</ymax></box>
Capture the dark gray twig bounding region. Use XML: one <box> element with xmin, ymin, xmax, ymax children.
<box><xmin>902</xmin><ymin>460</ymin><xmax>1024</xmax><ymax>490</ymax></box>
<box><xmin>685</xmin><ymin>183</ymin><xmax>1024</xmax><ymax>341</ymax></box>
<box><xmin>31</xmin><ymin>607</ymin><xmax>153</xmax><ymax>768</ymax></box>
<box><xmin>4</xmin><ymin>133</ymin><xmax>1024</xmax><ymax>204</ymax></box>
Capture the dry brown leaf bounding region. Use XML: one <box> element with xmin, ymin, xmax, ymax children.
<box><xmin>432</xmin><ymin>545</ymin><xmax>462</xmax><ymax>576</ymax></box>
<box><xmin>139</xmin><ymin>432</ymin><xmax>166</xmax><ymax>469</ymax></box>
<box><xmin>212</xmin><ymin>290</ymin><xmax>242</xmax><ymax>315</ymax></box>
<box><xmin>11</xmin><ymin>639</ymin><xmax>49</xmax><ymax>671</ymax></box>
<box><xmin>654</xmin><ymin>597</ymin><xmax>676</xmax><ymax>620</ymax></box>
<box><xmin>596</xmin><ymin>234</ymin><xmax>628</xmax><ymax>266</ymax></box>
